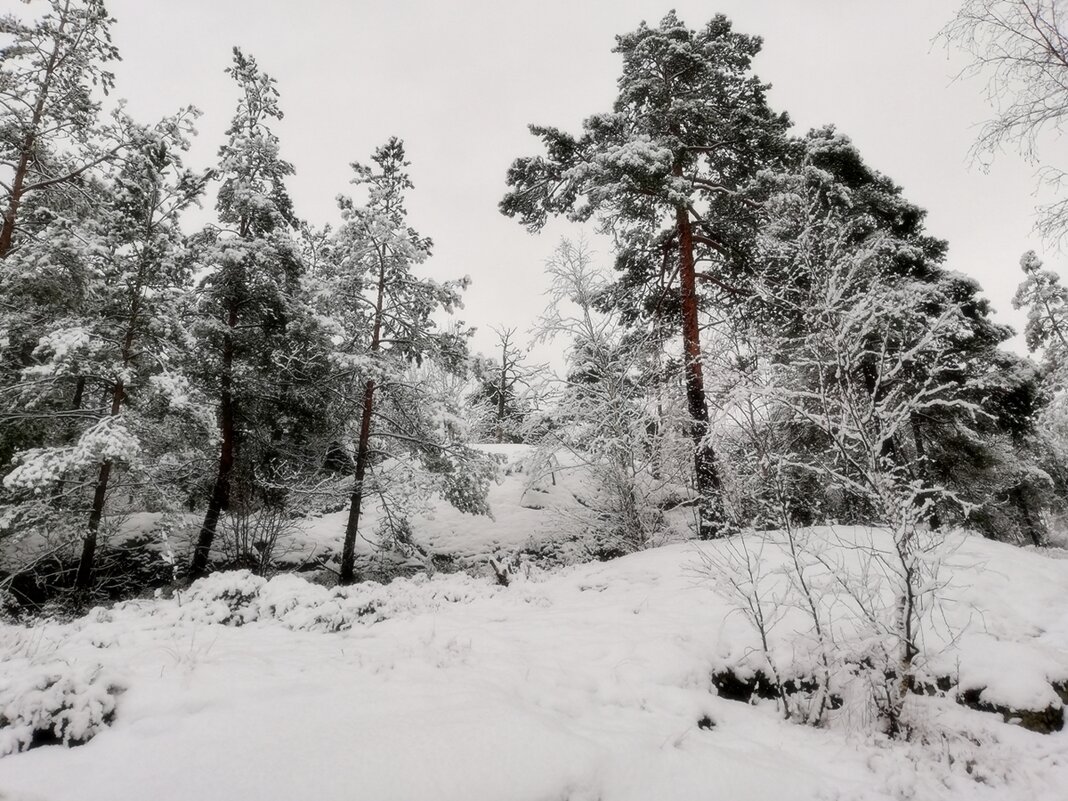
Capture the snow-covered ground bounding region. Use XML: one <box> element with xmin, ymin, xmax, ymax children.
<box><xmin>285</xmin><ymin>444</ymin><xmax>693</xmax><ymax>570</ymax></box>
<box><xmin>1</xmin><ymin>529</ymin><xmax>1067</xmax><ymax>800</ymax></box>
<box><xmin>2</xmin><ymin>447</ymin><xmax>1068</xmax><ymax>800</ymax></box>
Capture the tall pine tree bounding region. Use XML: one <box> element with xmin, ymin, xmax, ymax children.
<box><xmin>501</xmin><ymin>12</ymin><xmax>790</xmax><ymax>537</ymax></box>
<box><xmin>188</xmin><ymin>49</ymin><xmax>323</xmax><ymax>578</ymax></box>
<box><xmin>0</xmin><ymin>0</ymin><xmax>123</xmax><ymax>259</ymax></box>
<box><xmin>329</xmin><ymin>139</ymin><xmax>488</xmax><ymax>585</ymax></box>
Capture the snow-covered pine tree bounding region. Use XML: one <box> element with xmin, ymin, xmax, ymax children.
<box><xmin>0</xmin><ymin>0</ymin><xmax>123</xmax><ymax>259</ymax></box>
<box><xmin>1006</xmin><ymin>251</ymin><xmax>1068</xmax><ymax>537</ymax></box>
<box><xmin>328</xmin><ymin>138</ymin><xmax>491</xmax><ymax>585</ymax></box>
<box><xmin>733</xmin><ymin>128</ymin><xmax>1051</xmax><ymax>542</ymax></box>
<box><xmin>1015</xmin><ymin>250</ymin><xmax>1068</xmax><ymax>373</ymax></box>
<box><xmin>1</xmin><ymin>111</ymin><xmax>208</xmax><ymax>589</ymax></box>
<box><xmin>188</xmin><ymin>50</ymin><xmax>333</xmax><ymax>579</ymax></box>
<box><xmin>501</xmin><ymin>12</ymin><xmax>790</xmax><ymax>538</ymax></box>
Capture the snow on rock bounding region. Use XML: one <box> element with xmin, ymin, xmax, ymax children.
<box><xmin>956</xmin><ymin>635</ymin><xmax>1066</xmax><ymax>712</ymax></box>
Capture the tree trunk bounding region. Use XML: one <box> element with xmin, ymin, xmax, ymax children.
<box><xmin>675</xmin><ymin>199</ymin><xmax>727</xmax><ymax>538</ymax></box>
<box><xmin>71</xmin><ymin>375</ymin><xmax>85</xmax><ymax>410</ymax></box>
<box><xmin>496</xmin><ymin>372</ymin><xmax>507</xmax><ymax>443</ymax></box>
<box><xmin>76</xmin><ymin>460</ymin><xmax>111</xmax><ymax>588</ymax></box>
<box><xmin>76</xmin><ymin>270</ymin><xmax>146</xmax><ymax>589</ymax></box>
<box><xmin>495</xmin><ymin>333</ymin><xmax>510</xmax><ymax>443</ymax></box>
<box><xmin>1012</xmin><ymin>484</ymin><xmax>1045</xmax><ymax>546</ymax></box>
<box><xmin>339</xmin><ymin>378</ymin><xmax>375</xmax><ymax>585</ymax></box>
<box><xmin>76</xmin><ymin>377</ymin><xmax>124</xmax><ymax>589</ymax></box>
<box><xmin>0</xmin><ymin>6</ymin><xmax>67</xmax><ymax>259</ymax></box>
<box><xmin>0</xmin><ymin>179</ymin><xmax>26</xmax><ymax>259</ymax></box>
<box><xmin>338</xmin><ymin>250</ymin><xmax>387</xmax><ymax>585</ymax></box>
<box><xmin>52</xmin><ymin>376</ymin><xmax>87</xmax><ymax>503</ymax></box>
<box><xmin>190</xmin><ymin>302</ymin><xmax>238</xmax><ymax>579</ymax></box>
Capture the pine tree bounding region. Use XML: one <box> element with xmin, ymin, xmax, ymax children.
<box><xmin>188</xmin><ymin>49</ymin><xmax>322</xmax><ymax>579</ymax></box>
<box><xmin>1015</xmin><ymin>250</ymin><xmax>1068</xmax><ymax>375</ymax></box>
<box><xmin>0</xmin><ymin>0</ymin><xmax>123</xmax><ymax>259</ymax></box>
<box><xmin>501</xmin><ymin>12</ymin><xmax>790</xmax><ymax>537</ymax></box>
<box><xmin>736</xmin><ymin>128</ymin><xmax>1052</xmax><ymax>542</ymax></box>
<box><xmin>1</xmin><ymin>111</ymin><xmax>207</xmax><ymax>588</ymax></box>
<box><xmin>330</xmin><ymin>139</ymin><xmax>488</xmax><ymax>585</ymax></box>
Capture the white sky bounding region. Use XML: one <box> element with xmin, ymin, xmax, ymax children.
<box><xmin>104</xmin><ymin>0</ymin><xmax>1051</xmax><ymax>359</ymax></box>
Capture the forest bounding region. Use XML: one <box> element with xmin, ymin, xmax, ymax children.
<box><xmin>3</xmin><ymin>1</ymin><xmax>1068</xmax><ymax>800</ymax></box>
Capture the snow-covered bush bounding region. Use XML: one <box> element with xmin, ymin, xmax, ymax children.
<box><xmin>523</xmin><ymin>239</ymin><xmax>687</xmax><ymax>556</ymax></box>
<box><xmin>0</xmin><ymin>660</ymin><xmax>124</xmax><ymax>756</ymax></box>
<box><xmin>177</xmin><ymin>569</ymin><xmax>501</xmax><ymax>633</ymax></box>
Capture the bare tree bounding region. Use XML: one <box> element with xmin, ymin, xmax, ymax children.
<box><xmin>527</xmin><ymin>240</ymin><xmax>686</xmax><ymax>554</ymax></box>
<box><xmin>479</xmin><ymin>326</ymin><xmax>542</xmax><ymax>443</ymax></box>
<box><xmin>944</xmin><ymin>0</ymin><xmax>1068</xmax><ymax>238</ymax></box>
<box><xmin>701</xmin><ymin>161</ymin><xmax>987</xmax><ymax>735</ymax></box>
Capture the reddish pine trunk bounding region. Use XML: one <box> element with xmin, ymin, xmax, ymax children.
<box><xmin>339</xmin><ymin>378</ymin><xmax>376</xmax><ymax>584</ymax></box>
<box><xmin>675</xmin><ymin>199</ymin><xmax>727</xmax><ymax>538</ymax></box>
<box><xmin>0</xmin><ymin>10</ymin><xmax>66</xmax><ymax>259</ymax></box>
<box><xmin>0</xmin><ymin>172</ymin><xmax>26</xmax><ymax>259</ymax></box>
<box><xmin>338</xmin><ymin>253</ymin><xmax>387</xmax><ymax>585</ymax></box>
<box><xmin>190</xmin><ymin>302</ymin><xmax>238</xmax><ymax>579</ymax></box>
<box><xmin>76</xmin><ymin>287</ymin><xmax>144</xmax><ymax>588</ymax></box>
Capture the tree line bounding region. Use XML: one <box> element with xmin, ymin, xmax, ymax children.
<box><xmin>1</xmin><ymin>1</ymin><xmax>1066</xmax><ymax>613</ymax></box>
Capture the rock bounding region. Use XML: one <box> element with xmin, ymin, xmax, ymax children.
<box><xmin>956</xmin><ymin>687</ymin><xmax>1065</xmax><ymax>734</ymax></box>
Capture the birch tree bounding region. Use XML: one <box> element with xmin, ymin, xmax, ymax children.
<box><xmin>527</xmin><ymin>239</ymin><xmax>684</xmax><ymax>554</ymax></box>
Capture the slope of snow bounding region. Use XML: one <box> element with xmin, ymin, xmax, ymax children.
<box><xmin>1</xmin><ymin>529</ymin><xmax>1067</xmax><ymax>801</ymax></box>
<box><xmin>288</xmin><ymin>444</ymin><xmax>691</xmax><ymax>569</ymax></box>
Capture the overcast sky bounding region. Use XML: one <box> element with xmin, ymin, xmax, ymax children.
<box><xmin>104</xmin><ymin>0</ymin><xmax>1050</xmax><ymax>358</ymax></box>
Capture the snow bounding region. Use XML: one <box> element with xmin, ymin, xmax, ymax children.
<box><xmin>1</xmin><ymin>527</ymin><xmax>1068</xmax><ymax>800</ymax></box>
<box><xmin>289</xmin><ymin>445</ymin><xmax>690</xmax><ymax>568</ymax></box>
<box><xmin>2</xmin><ymin>454</ymin><xmax>1068</xmax><ymax>800</ymax></box>
<box><xmin>0</xmin><ymin>660</ymin><xmax>122</xmax><ymax>757</ymax></box>
<box><xmin>3</xmin><ymin>418</ymin><xmax>141</xmax><ymax>492</ymax></box>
